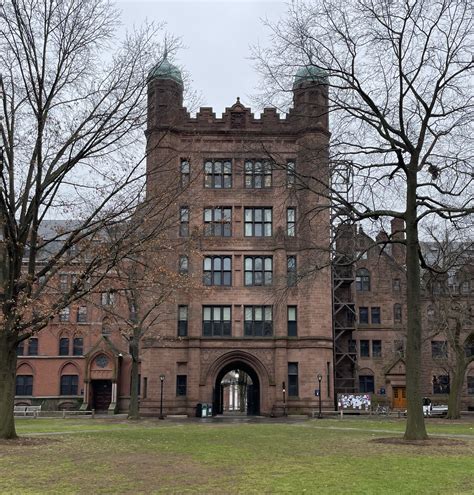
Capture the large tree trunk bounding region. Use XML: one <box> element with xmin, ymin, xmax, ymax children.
<box><xmin>128</xmin><ymin>338</ymin><xmax>140</xmax><ymax>420</ymax></box>
<box><xmin>446</xmin><ymin>360</ymin><xmax>466</xmax><ymax>420</ymax></box>
<box><xmin>0</xmin><ymin>332</ymin><xmax>18</xmax><ymax>439</ymax></box>
<box><xmin>404</xmin><ymin>170</ymin><xmax>428</xmax><ymax>440</ymax></box>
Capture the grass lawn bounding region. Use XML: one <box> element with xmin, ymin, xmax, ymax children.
<box><xmin>1</xmin><ymin>417</ymin><xmax>473</xmax><ymax>494</ymax></box>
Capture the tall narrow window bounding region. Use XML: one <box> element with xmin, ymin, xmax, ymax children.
<box><xmin>28</xmin><ymin>338</ymin><xmax>38</xmax><ymax>356</ymax></box>
<box><xmin>60</xmin><ymin>375</ymin><xmax>78</xmax><ymax>395</ymax></box>
<box><xmin>287</xmin><ymin>161</ymin><xmax>296</xmax><ymax>187</ymax></box>
<box><xmin>179</xmin><ymin>206</ymin><xmax>189</xmax><ymax>237</ymax></box>
<box><xmin>204</xmin><ymin>160</ymin><xmax>232</xmax><ymax>188</ymax></box>
<box><xmin>77</xmin><ymin>306</ymin><xmax>87</xmax><ymax>323</ymax></box>
<box><xmin>287</xmin><ymin>208</ymin><xmax>296</xmax><ymax>237</ymax></box>
<box><xmin>59</xmin><ymin>337</ymin><xmax>69</xmax><ymax>356</ymax></box>
<box><xmin>203</xmin><ymin>256</ymin><xmax>232</xmax><ymax>286</ymax></box>
<box><xmin>356</xmin><ymin>269</ymin><xmax>370</xmax><ymax>291</ymax></box>
<box><xmin>59</xmin><ymin>273</ymin><xmax>69</xmax><ymax>292</ymax></box>
<box><xmin>244</xmin><ymin>208</ymin><xmax>272</xmax><ymax>237</ymax></box>
<box><xmin>431</xmin><ymin>341</ymin><xmax>448</xmax><ymax>359</ymax></box>
<box><xmin>360</xmin><ymin>340</ymin><xmax>370</xmax><ymax>358</ymax></box>
<box><xmin>204</xmin><ymin>207</ymin><xmax>232</xmax><ymax>237</ymax></box>
<box><xmin>202</xmin><ymin>306</ymin><xmax>232</xmax><ymax>337</ymax></box>
<box><xmin>244</xmin><ymin>257</ymin><xmax>272</xmax><ymax>286</ymax></box>
<box><xmin>393</xmin><ymin>304</ymin><xmax>402</xmax><ymax>323</ymax></box>
<box><xmin>16</xmin><ymin>375</ymin><xmax>33</xmax><ymax>395</ymax></box>
<box><xmin>101</xmin><ymin>291</ymin><xmax>116</xmax><ymax>306</ymax></box>
<box><xmin>178</xmin><ymin>306</ymin><xmax>188</xmax><ymax>337</ymax></box>
<box><xmin>73</xmin><ymin>337</ymin><xmax>83</xmax><ymax>356</ymax></box>
<box><xmin>372</xmin><ymin>340</ymin><xmax>382</xmax><ymax>357</ymax></box>
<box><xmin>394</xmin><ymin>340</ymin><xmax>405</xmax><ymax>357</ymax></box>
<box><xmin>393</xmin><ymin>278</ymin><xmax>401</xmax><ymax>291</ymax></box>
<box><xmin>244</xmin><ymin>160</ymin><xmax>272</xmax><ymax>188</ymax></box>
<box><xmin>244</xmin><ymin>306</ymin><xmax>273</xmax><ymax>337</ymax></box>
<box><xmin>176</xmin><ymin>375</ymin><xmax>187</xmax><ymax>396</ymax></box>
<box><xmin>180</xmin><ymin>160</ymin><xmax>190</xmax><ymax>186</ymax></box>
<box><xmin>371</xmin><ymin>307</ymin><xmax>381</xmax><ymax>324</ymax></box>
<box><xmin>179</xmin><ymin>255</ymin><xmax>189</xmax><ymax>275</ymax></box>
<box><xmin>16</xmin><ymin>341</ymin><xmax>24</xmax><ymax>356</ymax></box>
<box><xmin>467</xmin><ymin>376</ymin><xmax>474</xmax><ymax>395</ymax></box>
<box><xmin>59</xmin><ymin>306</ymin><xmax>70</xmax><ymax>322</ymax></box>
<box><xmin>359</xmin><ymin>307</ymin><xmax>369</xmax><ymax>324</ymax></box>
<box><xmin>288</xmin><ymin>363</ymin><xmax>299</xmax><ymax>396</ymax></box>
<box><xmin>287</xmin><ymin>306</ymin><xmax>297</xmax><ymax>337</ymax></box>
<box><xmin>287</xmin><ymin>256</ymin><xmax>297</xmax><ymax>287</ymax></box>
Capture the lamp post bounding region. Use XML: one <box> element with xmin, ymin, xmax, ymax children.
<box><xmin>282</xmin><ymin>381</ymin><xmax>287</xmax><ymax>417</ymax></box>
<box><xmin>317</xmin><ymin>373</ymin><xmax>323</xmax><ymax>419</ymax></box>
<box><xmin>159</xmin><ymin>374</ymin><xmax>165</xmax><ymax>420</ymax></box>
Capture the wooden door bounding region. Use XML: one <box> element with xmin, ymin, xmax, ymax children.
<box><xmin>92</xmin><ymin>380</ymin><xmax>112</xmax><ymax>411</ymax></box>
<box><xmin>392</xmin><ymin>387</ymin><xmax>407</xmax><ymax>409</ymax></box>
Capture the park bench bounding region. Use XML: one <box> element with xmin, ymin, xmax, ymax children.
<box><xmin>14</xmin><ymin>405</ymin><xmax>42</xmax><ymax>417</ymax></box>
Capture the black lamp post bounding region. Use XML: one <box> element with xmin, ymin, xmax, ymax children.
<box><xmin>317</xmin><ymin>373</ymin><xmax>323</xmax><ymax>419</ymax></box>
<box><xmin>159</xmin><ymin>374</ymin><xmax>165</xmax><ymax>420</ymax></box>
<box><xmin>282</xmin><ymin>381</ymin><xmax>287</xmax><ymax>417</ymax></box>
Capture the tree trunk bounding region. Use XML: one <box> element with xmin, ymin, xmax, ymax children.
<box><xmin>128</xmin><ymin>338</ymin><xmax>140</xmax><ymax>420</ymax></box>
<box><xmin>404</xmin><ymin>170</ymin><xmax>428</xmax><ymax>440</ymax></box>
<box><xmin>0</xmin><ymin>332</ymin><xmax>18</xmax><ymax>439</ymax></box>
<box><xmin>446</xmin><ymin>360</ymin><xmax>466</xmax><ymax>420</ymax></box>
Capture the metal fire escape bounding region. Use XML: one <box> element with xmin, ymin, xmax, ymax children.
<box><xmin>330</xmin><ymin>160</ymin><xmax>357</xmax><ymax>396</ymax></box>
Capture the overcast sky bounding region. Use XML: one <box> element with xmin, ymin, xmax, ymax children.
<box><xmin>117</xmin><ymin>0</ymin><xmax>287</xmax><ymax>114</ymax></box>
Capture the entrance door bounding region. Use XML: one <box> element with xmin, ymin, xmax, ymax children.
<box><xmin>392</xmin><ymin>386</ymin><xmax>406</xmax><ymax>409</ymax></box>
<box><xmin>92</xmin><ymin>380</ymin><xmax>112</xmax><ymax>411</ymax></box>
<box><xmin>247</xmin><ymin>384</ymin><xmax>260</xmax><ymax>416</ymax></box>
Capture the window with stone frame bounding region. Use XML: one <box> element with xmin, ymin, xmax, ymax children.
<box><xmin>204</xmin><ymin>160</ymin><xmax>232</xmax><ymax>189</ymax></box>
<box><xmin>180</xmin><ymin>159</ymin><xmax>190</xmax><ymax>187</ymax></box>
<box><xmin>468</xmin><ymin>375</ymin><xmax>474</xmax><ymax>395</ymax></box>
<box><xmin>203</xmin><ymin>256</ymin><xmax>232</xmax><ymax>286</ymax></box>
<box><xmin>179</xmin><ymin>255</ymin><xmax>189</xmax><ymax>275</ymax></box>
<box><xmin>288</xmin><ymin>362</ymin><xmax>299</xmax><ymax>396</ymax></box>
<box><xmin>286</xmin><ymin>161</ymin><xmax>296</xmax><ymax>187</ymax></box>
<box><xmin>77</xmin><ymin>306</ymin><xmax>87</xmax><ymax>323</ymax></box>
<box><xmin>244</xmin><ymin>160</ymin><xmax>272</xmax><ymax>188</ymax></box>
<box><xmin>178</xmin><ymin>305</ymin><xmax>188</xmax><ymax>337</ymax></box>
<box><xmin>244</xmin><ymin>256</ymin><xmax>272</xmax><ymax>286</ymax></box>
<box><xmin>286</xmin><ymin>208</ymin><xmax>296</xmax><ymax>237</ymax></box>
<box><xmin>394</xmin><ymin>340</ymin><xmax>405</xmax><ymax>357</ymax></box>
<box><xmin>359</xmin><ymin>375</ymin><xmax>374</xmax><ymax>393</ymax></box>
<box><xmin>287</xmin><ymin>306</ymin><xmax>297</xmax><ymax>337</ymax></box>
<box><xmin>179</xmin><ymin>206</ymin><xmax>189</xmax><ymax>237</ymax></box>
<box><xmin>372</xmin><ymin>340</ymin><xmax>382</xmax><ymax>358</ymax></box>
<box><xmin>59</xmin><ymin>337</ymin><xmax>69</xmax><ymax>356</ymax></box>
<box><xmin>359</xmin><ymin>307</ymin><xmax>369</xmax><ymax>324</ymax></box>
<box><xmin>73</xmin><ymin>337</ymin><xmax>83</xmax><ymax>356</ymax></box>
<box><xmin>432</xmin><ymin>374</ymin><xmax>450</xmax><ymax>394</ymax></box>
<box><xmin>431</xmin><ymin>341</ymin><xmax>448</xmax><ymax>359</ymax></box>
<box><xmin>59</xmin><ymin>306</ymin><xmax>70</xmax><ymax>322</ymax></box>
<box><xmin>59</xmin><ymin>273</ymin><xmax>69</xmax><ymax>292</ymax></box>
<box><xmin>393</xmin><ymin>304</ymin><xmax>402</xmax><ymax>323</ymax></box>
<box><xmin>204</xmin><ymin>207</ymin><xmax>232</xmax><ymax>237</ymax></box>
<box><xmin>244</xmin><ymin>306</ymin><xmax>273</xmax><ymax>337</ymax></box>
<box><xmin>287</xmin><ymin>255</ymin><xmax>297</xmax><ymax>287</ymax></box>
<box><xmin>392</xmin><ymin>278</ymin><xmax>401</xmax><ymax>291</ymax></box>
<box><xmin>371</xmin><ymin>306</ymin><xmax>381</xmax><ymax>324</ymax></box>
<box><xmin>101</xmin><ymin>291</ymin><xmax>116</xmax><ymax>306</ymax></box>
<box><xmin>360</xmin><ymin>340</ymin><xmax>370</xmax><ymax>358</ymax></box>
<box><xmin>244</xmin><ymin>208</ymin><xmax>272</xmax><ymax>237</ymax></box>
<box><xmin>356</xmin><ymin>268</ymin><xmax>371</xmax><ymax>291</ymax></box>
<box><xmin>60</xmin><ymin>375</ymin><xmax>78</xmax><ymax>395</ymax></box>
<box><xmin>176</xmin><ymin>375</ymin><xmax>187</xmax><ymax>396</ymax></box>
<box><xmin>16</xmin><ymin>375</ymin><xmax>33</xmax><ymax>395</ymax></box>
<box><xmin>202</xmin><ymin>306</ymin><xmax>232</xmax><ymax>337</ymax></box>
<box><xmin>28</xmin><ymin>338</ymin><xmax>38</xmax><ymax>356</ymax></box>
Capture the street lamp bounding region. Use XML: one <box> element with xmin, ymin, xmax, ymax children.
<box><xmin>317</xmin><ymin>373</ymin><xmax>323</xmax><ymax>419</ymax></box>
<box><xmin>282</xmin><ymin>381</ymin><xmax>287</xmax><ymax>417</ymax></box>
<box><xmin>159</xmin><ymin>374</ymin><xmax>165</xmax><ymax>420</ymax></box>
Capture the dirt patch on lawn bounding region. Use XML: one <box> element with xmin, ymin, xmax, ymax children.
<box><xmin>371</xmin><ymin>437</ymin><xmax>466</xmax><ymax>447</ymax></box>
<box><xmin>0</xmin><ymin>437</ymin><xmax>60</xmax><ymax>448</ymax></box>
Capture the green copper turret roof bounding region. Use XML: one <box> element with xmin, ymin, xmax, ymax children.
<box><xmin>148</xmin><ymin>55</ymin><xmax>183</xmax><ymax>86</ymax></box>
<box><xmin>293</xmin><ymin>65</ymin><xmax>328</xmax><ymax>88</ymax></box>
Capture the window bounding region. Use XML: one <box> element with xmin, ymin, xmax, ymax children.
<box><xmin>393</xmin><ymin>304</ymin><xmax>402</xmax><ymax>323</ymax></box>
<box><xmin>143</xmin><ymin>377</ymin><xmax>148</xmax><ymax>399</ymax></box>
<box><xmin>356</xmin><ymin>269</ymin><xmax>370</xmax><ymax>291</ymax></box>
<box><xmin>359</xmin><ymin>375</ymin><xmax>374</xmax><ymax>393</ymax></box>
<box><xmin>244</xmin><ymin>208</ymin><xmax>272</xmax><ymax>237</ymax></box>
<box><xmin>179</xmin><ymin>255</ymin><xmax>189</xmax><ymax>275</ymax></box>
<box><xmin>371</xmin><ymin>307</ymin><xmax>381</xmax><ymax>324</ymax></box>
<box><xmin>59</xmin><ymin>338</ymin><xmax>69</xmax><ymax>356</ymax></box>
<box><xmin>287</xmin><ymin>306</ymin><xmax>297</xmax><ymax>337</ymax></box>
<box><xmin>393</xmin><ymin>278</ymin><xmax>401</xmax><ymax>291</ymax></box>
<box><xmin>244</xmin><ymin>306</ymin><xmax>273</xmax><ymax>337</ymax></box>
<box><xmin>179</xmin><ymin>206</ymin><xmax>189</xmax><ymax>237</ymax></box>
<box><xmin>59</xmin><ymin>306</ymin><xmax>70</xmax><ymax>322</ymax></box>
<box><xmin>28</xmin><ymin>338</ymin><xmax>38</xmax><ymax>356</ymax></box>
<box><xmin>431</xmin><ymin>341</ymin><xmax>448</xmax><ymax>359</ymax></box>
<box><xmin>287</xmin><ymin>208</ymin><xmax>296</xmax><ymax>237</ymax></box>
<box><xmin>203</xmin><ymin>256</ymin><xmax>232</xmax><ymax>286</ymax></box>
<box><xmin>466</xmin><ymin>340</ymin><xmax>474</xmax><ymax>358</ymax></box>
<box><xmin>16</xmin><ymin>341</ymin><xmax>24</xmax><ymax>356</ymax></box>
<box><xmin>73</xmin><ymin>337</ymin><xmax>83</xmax><ymax>356</ymax></box>
<box><xmin>287</xmin><ymin>161</ymin><xmax>296</xmax><ymax>187</ymax></box>
<box><xmin>288</xmin><ymin>363</ymin><xmax>298</xmax><ymax>396</ymax></box>
<box><xmin>204</xmin><ymin>160</ymin><xmax>232</xmax><ymax>188</ymax></box>
<box><xmin>59</xmin><ymin>273</ymin><xmax>68</xmax><ymax>292</ymax></box>
<box><xmin>427</xmin><ymin>306</ymin><xmax>435</xmax><ymax>320</ymax></box>
<box><xmin>372</xmin><ymin>340</ymin><xmax>382</xmax><ymax>358</ymax></box>
<box><xmin>77</xmin><ymin>306</ymin><xmax>87</xmax><ymax>323</ymax></box>
<box><xmin>176</xmin><ymin>375</ymin><xmax>187</xmax><ymax>396</ymax></box>
<box><xmin>360</xmin><ymin>340</ymin><xmax>370</xmax><ymax>358</ymax></box>
<box><xmin>461</xmin><ymin>280</ymin><xmax>470</xmax><ymax>294</ymax></box>
<box><xmin>359</xmin><ymin>307</ymin><xmax>369</xmax><ymax>324</ymax></box>
<box><xmin>433</xmin><ymin>375</ymin><xmax>450</xmax><ymax>394</ymax></box>
<box><xmin>60</xmin><ymin>375</ymin><xmax>78</xmax><ymax>395</ymax></box>
<box><xmin>180</xmin><ymin>160</ymin><xmax>190</xmax><ymax>186</ymax></box>
<box><xmin>244</xmin><ymin>256</ymin><xmax>272</xmax><ymax>286</ymax></box>
<box><xmin>244</xmin><ymin>160</ymin><xmax>272</xmax><ymax>188</ymax></box>
<box><xmin>287</xmin><ymin>256</ymin><xmax>297</xmax><ymax>287</ymax></box>
<box><xmin>178</xmin><ymin>306</ymin><xmax>188</xmax><ymax>337</ymax></box>
<box><xmin>468</xmin><ymin>376</ymin><xmax>474</xmax><ymax>395</ymax></box>
<box><xmin>101</xmin><ymin>292</ymin><xmax>115</xmax><ymax>306</ymax></box>
<box><xmin>16</xmin><ymin>375</ymin><xmax>33</xmax><ymax>395</ymax></box>
<box><xmin>203</xmin><ymin>306</ymin><xmax>231</xmax><ymax>337</ymax></box>
<box><xmin>394</xmin><ymin>340</ymin><xmax>405</xmax><ymax>357</ymax></box>
<box><xmin>204</xmin><ymin>207</ymin><xmax>232</xmax><ymax>237</ymax></box>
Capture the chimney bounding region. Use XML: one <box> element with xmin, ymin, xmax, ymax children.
<box><xmin>391</xmin><ymin>218</ymin><xmax>406</xmax><ymax>264</ymax></box>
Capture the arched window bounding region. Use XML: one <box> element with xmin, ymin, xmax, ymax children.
<box><xmin>356</xmin><ymin>269</ymin><xmax>370</xmax><ymax>291</ymax></box>
<box><xmin>59</xmin><ymin>337</ymin><xmax>69</xmax><ymax>356</ymax></box>
<box><xmin>73</xmin><ymin>337</ymin><xmax>83</xmax><ymax>356</ymax></box>
<box><xmin>394</xmin><ymin>304</ymin><xmax>402</xmax><ymax>323</ymax></box>
<box><xmin>16</xmin><ymin>364</ymin><xmax>34</xmax><ymax>396</ymax></box>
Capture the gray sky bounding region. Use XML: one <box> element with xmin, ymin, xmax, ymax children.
<box><xmin>117</xmin><ymin>0</ymin><xmax>287</xmax><ymax>114</ymax></box>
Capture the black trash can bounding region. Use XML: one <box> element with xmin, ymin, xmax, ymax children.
<box><xmin>195</xmin><ymin>403</ymin><xmax>203</xmax><ymax>418</ymax></box>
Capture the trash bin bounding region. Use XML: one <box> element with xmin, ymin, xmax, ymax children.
<box><xmin>207</xmin><ymin>403</ymin><xmax>213</xmax><ymax>416</ymax></box>
<box><xmin>196</xmin><ymin>403</ymin><xmax>202</xmax><ymax>418</ymax></box>
<box><xmin>202</xmin><ymin>404</ymin><xmax>208</xmax><ymax>417</ymax></box>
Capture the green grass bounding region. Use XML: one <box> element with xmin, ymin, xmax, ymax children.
<box><xmin>1</xmin><ymin>417</ymin><xmax>473</xmax><ymax>494</ymax></box>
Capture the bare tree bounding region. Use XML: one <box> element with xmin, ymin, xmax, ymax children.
<box><xmin>0</xmin><ymin>0</ymin><xmax>180</xmax><ymax>439</ymax></box>
<box><xmin>254</xmin><ymin>0</ymin><xmax>473</xmax><ymax>439</ymax></box>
